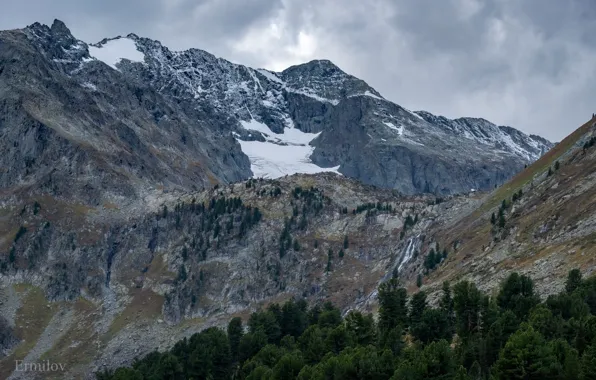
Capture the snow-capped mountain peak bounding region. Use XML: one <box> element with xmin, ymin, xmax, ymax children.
<box><xmin>21</xmin><ymin>20</ymin><xmax>553</xmax><ymax>194</ymax></box>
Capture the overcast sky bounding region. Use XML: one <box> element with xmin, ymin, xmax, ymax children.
<box><xmin>2</xmin><ymin>0</ymin><xmax>596</xmax><ymax>141</ymax></box>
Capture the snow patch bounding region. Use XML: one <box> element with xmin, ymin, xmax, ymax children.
<box><xmin>238</xmin><ymin>118</ymin><xmax>339</xmax><ymax>178</ymax></box>
<box><xmin>256</xmin><ymin>69</ymin><xmax>285</xmax><ymax>84</ymax></box>
<box><xmin>81</xmin><ymin>82</ymin><xmax>97</xmax><ymax>91</ymax></box>
<box><xmin>348</xmin><ymin>91</ymin><xmax>386</xmax><ymax>102</ymax></box>
<box><xmin>364</xmin><ymin>90</ymin><xmax>383</xmax><ymax>100</ymax></box>
<box><xmin>404</xmin><ymin>108</ymin><xmax>425</xmax><ymax>121</ymax></box>
<box><xmin>88</xmin><ymin>38</ymin><xmax>145</xmax><ymax>69</ymax></box>
<box><xmin>383</xmin><ymin>121</ymin><xmax>404</xmax><ymax>136</ymax></box>
<box><xmin>240</xmin><ymin>119</ymin><xmax>274</xmax><ymax>137</ymax></box>
<box><xmin>239</xmin><ymin>140</ymin><xmax>340</xmax><ymax>179</ymax></box>
<box><xmin>286</xmin><ymin>88</ymin><xmax>339</xmax><ymax>105</ymax></box>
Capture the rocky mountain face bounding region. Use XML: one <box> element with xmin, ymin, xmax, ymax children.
<box><xmin>103</xmin><ymin>30</ymin><xmax>553</xmax><ymax>195</ymax></box>
<box><xmin>0</xmin><ymin>19</ymin><xmax>571</xmax><ymax>379</ymax></box>
<box><xmin>2</xmin><ymin>19</ymin><xmax>552</xmax><ymax>203</ymax></box>
<box><xmin>1</xmin><ymin>20</ymin><xmax>250</xmax><ymax>208</ymax></box>
<box><xmin>0</xmin><ymin>168</ymin><xmax>479</xmax><ymax>378</ymax></box>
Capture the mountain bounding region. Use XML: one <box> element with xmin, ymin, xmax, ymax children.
<box><xmin>1</xmin><ymin>19</ymin><xmax>552</xmax><ymax>206</ymax></box>
<box><xmin>88</xmin><ymin>31</ymin><xmax>553</xmax><ymax>194</ymax></box>
<box><xmin>0</xmin><ymin>19</ymin><xmax>569</xmax><ymax>379</ymax></box>
<box><xmin>1</xmin><ymin>113</ymin><xmax>592</xmax><ymax>377</ymax></box>
<box><xmin>95</xmin><ymin>31</ymin><xmax>552</xmax><ymax>195</ymax></box>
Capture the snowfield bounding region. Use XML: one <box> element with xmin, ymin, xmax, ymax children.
<box><xmin>238</xmin><ymin>119</ymin><xmax>341</xmax><ymax>178</ymax></box>
<box><xmin>89</xmin><ymin>38</ymin><xmax>145</xmax><ymax>69</ymax></box>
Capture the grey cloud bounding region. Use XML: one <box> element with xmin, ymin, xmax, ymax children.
<box><xmin>388</xmin><ymin>0</ymin><xmax>500</xmax><ymax>55</ymax></box>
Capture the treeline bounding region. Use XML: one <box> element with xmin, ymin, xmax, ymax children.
<box><xmin>353</xmin><ymin>202</ymin><xmax>395</xmax><ymax>215</ymax></box>
<box><xmin>97</xmin><ymin>269</ymin><xmax>596</xmax><ymax>380</ymax></box>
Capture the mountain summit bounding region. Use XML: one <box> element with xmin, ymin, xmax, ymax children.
<box><xmin>3</xmin><ymin>19</ymin><xmax>551</xmax><ymax>201</ymax></box>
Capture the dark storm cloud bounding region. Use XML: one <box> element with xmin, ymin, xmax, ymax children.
<box><xmin>1</xmin><ymin>0</ymin><xmax>595</xmax><ymax>141</ymax></box>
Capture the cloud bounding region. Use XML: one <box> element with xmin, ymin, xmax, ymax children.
<box><xmin>2</xmin><ymin>0</ymin><xmax>596</xmax><ymax>141</ymax></box>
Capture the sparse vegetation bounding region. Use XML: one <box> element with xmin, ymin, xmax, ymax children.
<box><xmin>14</xmin><ymin>226</ymin><xmax>27</xmax><ymax>243</ymax></box>
<box><xmin>326</xmin><ymin>249</ymin><xmax>333</xmax><ymax>272</ymax></box>
<box><xmin>354</xmin><ymin>202</ymin><xmax>394</xmax><ymax>214</ymax></box>
<box><xmin>583</xmin><ymin>136</ymin><xmax>596</xmax><ymax>150</ymax></box>
<box><xmin>33</xmin><ymin>201</ymin><xmax>41</xmax><ymax>215</ymax></box>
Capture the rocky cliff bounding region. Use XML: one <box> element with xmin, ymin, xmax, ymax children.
<box><xmin>2</xmin><ymin>19</ymin><xmax>553</xmax><ymax>203</ymax></box>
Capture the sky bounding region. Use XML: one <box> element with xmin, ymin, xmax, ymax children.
<box><xmin>2</xmin><ymin>0</ymin><xmax>596</xmax><ymax>141</ymax></box>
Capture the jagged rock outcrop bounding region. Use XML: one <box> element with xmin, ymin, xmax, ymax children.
<box><xmin>1</xmin><ymin>20</ymin><xmax>251</xmax><ymax>207</ymax></box>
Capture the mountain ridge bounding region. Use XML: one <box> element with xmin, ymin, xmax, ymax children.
<box><xmin>24</xmin><ymin>18</ymin><xmax>553</xmax><ymax>196</ymax></box>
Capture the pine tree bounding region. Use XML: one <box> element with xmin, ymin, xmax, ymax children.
<box><xmin>343</xmin><ymin>235</ymin><xmax>349</xmax><ymax>249</ymax></box>
<box><xmin>497</xmin><ymin>272</ymin><xmax>540</xmax><ymax>320</ymax></box>
<box><xmin>409</xmin><ymin>291</ymin><xmax>427</xmax><ymax>326</ymax></box>
<box><xmin>580</xmin><ymin>344</ymin><xmax>596</xmax><ymax>380</ymax></box>
<box><xmin>425</xmin><ymin>249</ymin><xmax>437</xmax><ymax>271</ymax></box>
<box><xmin>565</xmin><ymin>269</ymin><xmax>583</xmax><ymax>294</ymax></box>
<box><xmin>417</xmin><ymin>273</ymin><xmax>423</xmax><ymax>288</ymax></box>
<box><xmin>495</xmin><ymin>326</ymin><xmax>562</xmax><ymax>379</ymax></box>
<box><xmin>177</xmin><ymin>265</ymin><xmax>187</xmax><ymax>283</ymax></box>
<box><xmin>491</xmin><ymin>212</ymin><xmax>497</xmax><ymax>225</ymax></box>
<box><xmin>8</xmin><ymin>247</ymin><xmax>15</xmax><ymax>264</ymax></box>
<box><xmin>227</xmin><ymin>317</ymin><xmax>244</xmax><ymax>361</ymax></box>
<box><xmin>453</xmin><ymin>281</ymin><xmax>482</xmax><ymax>338</ymax></box>
<box><xmin>378</xmin><ymin>279</ymin><xmax>409</xmax><ymax>333</ymax></box>
<box><xmin>326</xmin><ymin>249</ymin><xmax>333</xmax><ymax>272</ymax></box>
<box><xmin>498</xmin><ymin>213</ymin><xmax>506</xmax><ymax>228</ymax></box>
<box><xmin>435</xmin><ymin>250</ymin><xmax>443</xmax><ymax>266</ymax></box>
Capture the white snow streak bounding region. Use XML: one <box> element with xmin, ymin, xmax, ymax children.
<box><xmin>256</xmin><ymin>69</ymin><xmax>285</xmax><ymax>84</ymax></box>
<box><xmin>81</xmin><ymin>82</ymin><xmax>97</xmax><ymax>91</ymax></box>
<box><xmin>364</xmin><ymin>90</ymin><xmax>383</xmax><ymax>100</ymax></box>
<box><xmin>88</xmin><ymin>38</ymin><xmax>145</xmax><ymax>69</ymax></box>
<box><xmin>404</xmin><ymin>108</ymin><xmax>425</xmax><ymax>121</ymax></box>
<box><xmin>398</xmin><ymin>235</ymin><xmax>419</xmax><ymax>273</ymax></box>
<box><xmin>286</xmin><ymin>88</ymin><xmax>340</xmax><ymax>105</ymax></box>
<box><xmin>383</xmin><ymin>121</ymin><xmax>404</xmax><ymax>136</ymax></box>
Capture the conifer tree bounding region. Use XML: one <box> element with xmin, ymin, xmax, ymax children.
<box><xmin>566</xmin><ymin>269</ymin><xmax>583</xmax><ymax>294</ymax></box>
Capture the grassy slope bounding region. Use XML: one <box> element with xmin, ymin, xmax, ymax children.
<box><xmin>425</xmin><ymin>117</ymin><xmax>596</xmax><ymax>291</ymax></box>
<box><xmin>481</xmin><ymin>117</ymin><xmax>595</xmax><ymax>213</ymax></box>
<box><xmin>0</xmin><ymin>285</ymin><xmax>59</xmax><ymax>380</ymax></box>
